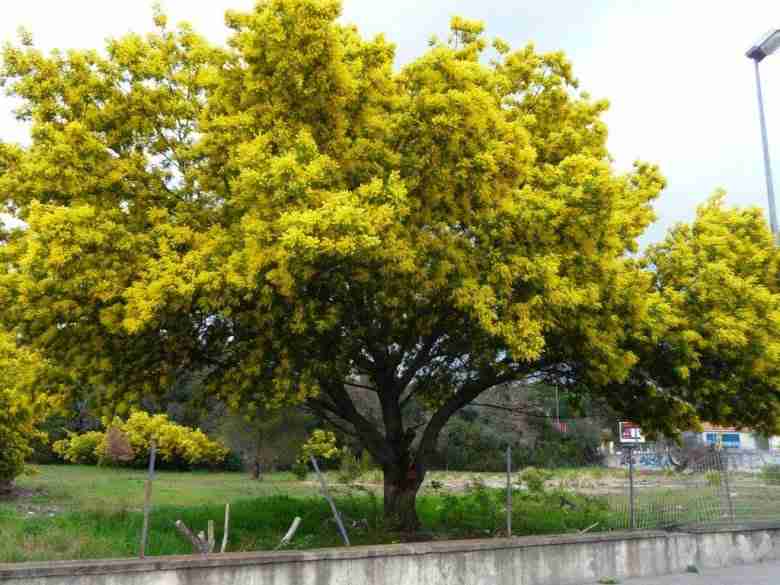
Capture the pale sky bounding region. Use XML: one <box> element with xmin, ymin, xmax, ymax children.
<box><xmin>2</xmin><ymin>1</ymin><xmax>780</xmax><ymax>244</ymax></box>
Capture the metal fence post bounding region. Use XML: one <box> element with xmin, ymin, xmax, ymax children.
<box><xmin>506</xmin><ymin>445</ymin><xmax>512</xmax><ymax>538</ymax></box>
<box><xmin>139</xmin><ymin>441</ymin><xmax>157</xmax><ymax>558</ymax></box>
<box><xmin>310</xmin><ymin>455</ymin><xmax>350</xmax><ymax>546</ymax></box>
<box><xmin>628</xmin><ymin>445</ymin><xmax>636</xmax><ymax>530</ymax></box>
<box><xmin>718</xmin><ymin>449</ymin><xmax>735</xmax><ymax>522</ymax></box>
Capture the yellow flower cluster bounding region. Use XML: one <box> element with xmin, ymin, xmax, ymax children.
<box><xmin>53</xmin><ymin>431</ymin><xmax>104</xmax><ymax>464</ymax></box>
<box><xmin>298</xmin><ymin>429</ymin><xmax>341</xmax><ymax>463</ymax></box>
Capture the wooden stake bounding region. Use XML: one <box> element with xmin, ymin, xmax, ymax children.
<box><xmin>275</xmin><ymin>516</ymin><xmax>302</xmax><ymax>550</ymax></box>
<box><xmin>221</xmin><ymin>503</ymin><xmax>230</xmax><ymax>553</ymax></box>
<box><xmin>139</xmin><ymin>441</ymin><xmax>157</xmax><ymax>559</ymax></box>
<box><xmin>175</xmin><ymin>520</ymin><xmax>208</xmax><ymax>554</ymax></box>
<box><xmin>207</xmin><ymin>520</ymin><xmax>215</xmax><ymax>553</ymax></box>
<box><xmin>310</xmin><ymin>456</ymin><xmax>350</xmax><ymax>546</ymax></box>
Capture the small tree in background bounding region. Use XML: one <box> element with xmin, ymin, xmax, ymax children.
<box><xmin>220</xmin><ymin>408</ymin><xmax>311</xmax><ymax>479</ymax></box>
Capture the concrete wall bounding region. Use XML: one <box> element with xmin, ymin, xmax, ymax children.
<box><xmin>2</xmin><ymin>524</ymin><xmax>780</xmax><ymax>585</ymax></box>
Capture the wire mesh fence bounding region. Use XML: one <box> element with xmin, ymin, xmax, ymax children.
<box><xmin>600</xmin><ymin>446</ymin><xmax>780</xmax><ymax>531</ymax></box>
<box><xmin>459</xmin><ymin>443</ymin><xmax>780</xmax><ymax>538</ymax></box>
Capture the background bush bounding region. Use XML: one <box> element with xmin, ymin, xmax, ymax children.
<box><xmin>762</xmin><ymin>464</ymin><xmax>780</xmax><ymax>485</ymax></box>
<box><xmin>53</xmin><ymin>431</ymin><xmax>104</xmax><ymax>465</ymax></box>
<box><xmin>53</xmin><ymin>412</ymin><xmax>228</xmax><ymax>470</ymax></box>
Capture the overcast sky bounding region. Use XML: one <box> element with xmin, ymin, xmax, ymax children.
<box><xmin>2</xmin><ymin>1</ymin><xmax>780</xmax><ymax>244</ymax></box>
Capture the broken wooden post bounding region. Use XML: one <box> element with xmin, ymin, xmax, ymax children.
<box><xmin>175</xmin><ymin>520</ymin><xmax>209</xmax><ymax>554</ymax></box>
<box><xmin>310</xmin><ymin>455</ymin><xmax>350</xmax><ymax>546</ymax></box>
<box><xmin>207</xmin><ymin>520</ymin><xmax>215</xmax><ymax>553</ymax></box>
<box><xmin>221</xmin><ymin>503</ymin><xmax>230</xmax><ymax>553</ymax></box>
<box><xmin>275</xmin><ymin>516</ymin><xmax>302</xmax><ymax>550</ymax></box>
<box><xmin>139</xmin><ymin>441</ymin><xmax>157</xmax><ymax>559</ymax></box>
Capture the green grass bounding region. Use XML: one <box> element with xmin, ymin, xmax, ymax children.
<box><xmin>0</xmin><ymin>465</ymin><xmax>619</xmax><ymax>563</ymax></box>
<box><xmin>13</xmin><ymin>464</ymin><xmax>775</xmax><ymax>564</ymax></box>
<box><xmin>7</xmin><ymin>465</ymin><xmax>318</xmax><ymax>511</ymax></box>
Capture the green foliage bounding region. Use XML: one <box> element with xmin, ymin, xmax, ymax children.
<box><xmin>2</xmin><ymin>0</ymin><xmax>780</xmax><ymax>529</ymax></box>
<box><xmin>52</xmin><ymin>413</ymin><xmax>227</xmax><ymax>469</ymax></box>
<box><xmin>510</xmin><ymin>489</ymin><xmax>613</xmax><ymax>536</ymax></box>
<box><xmin>0</xmin><ymin>391</ymin><xmax>36</xmax><ymax>490</ymax></box>
<box><xmin>291</xmin><ymin>460</ymin><xmax>309</xmax><ymax>481</ymax></box>
<box><xmin>0</xmin><ymin>332</ymin><xmax>49</xmax><ymax>489</ymax></box>
<box><xmin>705</xmin><ymin>471</ymin><xmax>721</xmax><ymax>488</ymax></box>
<box><xmin>0</xmin><ymin>0</ymin><xmax>662</xmax><ymax>468</ymax></box>
<box><xmin>438</xmin><ymin>408</ymin><xmax>604</xmax><ymax>472</ymax></box>
<box><xmin>219</xmin><ymin>408</ymin><xmax>311</xmax><ymax>475</ymax></box>
<box><xmin>299</xmin><ymin>430</ymin><xmax>341</xmax><ymax>465</ymax></box>
<box><xmin>359</xmin><ymin>450</ymin><xmax>375</xmax><ymax>475</ymax></box>
<box><xmin>53</xmin><ymin>431</ymin><xmax>103</xmax><ymax>465</ymax></box>
<box><xmin>337</xmin><ymin>449</ymin><xmax>362</xmax><ymax>484</ymax></box>
<box><xmin>762</xmin><ymin>465</ymin><xmax>780</xmax><ymax>485</ymax></box>
<box><xmin>632</xmin><ymin>194</ymin><xmax>780</xmax><ymax>436</ymax></box>
<box><xmin>520</xmin><ymin>467</ymin><xmax>551</xmax><ymax>493</ymax></box>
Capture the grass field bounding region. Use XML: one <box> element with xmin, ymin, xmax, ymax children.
<box><xmin>5</xmin><ymin>465</ymin><xmax>776</xmax><ymax>563</ymax></box>
<box><xmin>0</xmin><ymin>465</ymin><xmax>618</xmax><ymax>563</ymax></box>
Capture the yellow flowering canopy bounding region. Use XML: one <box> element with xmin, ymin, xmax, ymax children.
<box><xmin>1</xmin><ymin>0</ymin><xmax>778</xmax><ymax>526</ymax></box>
<box><xmin>633</xmin><ymin>194</ymin><xmax>780</xmax><ymax>435</ymax></box>
<box><xmin>0</xmin><ymin>331</ymin><xmax>50</xmax><ymax>488</ymax></box>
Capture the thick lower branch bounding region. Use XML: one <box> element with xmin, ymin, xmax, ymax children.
<box><xmin>416</xmin><ymin>373</ymin><xmax>518</xmax><ymax>464</ymax></box>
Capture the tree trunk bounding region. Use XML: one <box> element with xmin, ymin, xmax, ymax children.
<box><xmin>251</xmin><ymin>460</ymin><xmax>262</xmax><ymax>480</ymax></box>
<box><xmin>383</xmin><ymin>464</ymin><xmax>423</xmax><ymax>532</ymax></box>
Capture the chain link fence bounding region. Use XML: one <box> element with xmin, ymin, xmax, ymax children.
<box><xmin>603</xmin><ymin>445</ymin><xmax>780</xmax><ymax>531</ymax></box>
<box><xmin>431</xmin><ymin>443</ymin><xmax>780</xmax><ymax>538</ymax></box>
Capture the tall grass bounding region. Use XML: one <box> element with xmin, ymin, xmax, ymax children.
<box><xmin>0</xmin><ymin>488</ymin><xmax>619</xmax><ymax>562</ymax></box>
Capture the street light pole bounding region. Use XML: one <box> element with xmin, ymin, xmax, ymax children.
<box><xmin>747</xmin><ymin>29</ymin><xmax>780</xmax><ymax>238</ymax></box>
<box><xmin>753</xmin><ymin>59</ymin><xmax>778</xmax><ymax>236</ymax></box>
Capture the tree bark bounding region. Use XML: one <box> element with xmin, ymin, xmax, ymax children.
<box><xmin>383</xmin><ymin>463</ymin><xmax>424</xmax><ymax>532</ymax></box>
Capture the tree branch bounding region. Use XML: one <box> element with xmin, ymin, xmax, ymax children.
<box><xmin>344</xmin><ymin>380</ymin><xmax>377</xmax><ymax>392</ymax></box>
<box><xmin>416</xmin><ymin>371</ymin><xmax>521</xmax><ymax>464</ymax></box>
<box><xmin>316</xmin><ymin>381</ymin><xmax>395</xmax><ymax>465</ymax></box>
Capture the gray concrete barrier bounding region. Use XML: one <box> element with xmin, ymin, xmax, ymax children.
<box><xmin>2</xmin><ymin>524</ymin><xmax>780</xmax><ymax>585</ymax></box>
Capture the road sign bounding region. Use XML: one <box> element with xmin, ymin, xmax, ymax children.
<box><xmin>619</xmin><ymin>421</ymin><xmax>645</xmax><ymax>444</ymax></box>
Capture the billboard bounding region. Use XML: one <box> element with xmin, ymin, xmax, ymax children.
<box><xmin>619</xmin><ymin>421</ymin><xmax>645</xmax><ymax>444</ymax></box>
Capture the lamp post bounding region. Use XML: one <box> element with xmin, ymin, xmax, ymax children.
<box><xmin>747</xmin><ymin>29</ymin><xmax>780</xmax><ymax>237</ymax></box>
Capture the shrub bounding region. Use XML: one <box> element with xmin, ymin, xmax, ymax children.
<box><xmin>521</xmin><ymin>467</ymin><xmax>552</xmax><ymax>493</ymax></box>
<box><xmin>53</xmin><ymin>412</ymin><xmax>228</xmax><ymax>469</ymax></box>
<box><xmin>337</xmin><ymin>449</ymin><xmax>362</xmax><ymax>484</ymax></box>
<box><xmin>0</xmin><ymin>334</ymin><xmax>49</xmax><ymax>491</ymax></box>
<box><xmin>299</xmin><ymin>430</ymin><xmax>341</xmax><ymax>463</ymax></box>
<box><xmin>762</xmin><ymin>464</ymin><xmax>780</xmax><ymax>485</ymax></box>
<box><xmin>119</xmin><ymin>412</ymin><xmax>228</xmax><ymax>468</ymax></box>
<box><xmin>0</xmin><ymin>389</ymin><xmax>41</xmax><ymax>492</ymax></box>
<box><xmin>53</xmin><ymin>431</ymin><xmax>104</xmax><ymax>465</ymax></box>
<box><xmin>291</xmin><ymin>460</ymin><xmax>309</xmax><ymax>480</ymax></box>
<box><xmin>359</xmin><ymin>450</ymin><xmax>375</xmax><ymax>475</ymax></box>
